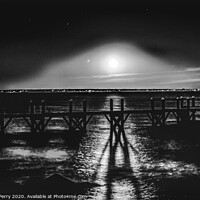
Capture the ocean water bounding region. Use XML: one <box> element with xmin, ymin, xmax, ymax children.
<box><xmin>0</xmin><ymin>92</ymin><xmax>200</xmax><ymax>199</ymax></box>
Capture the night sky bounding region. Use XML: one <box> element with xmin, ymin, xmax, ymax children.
<box><xmin>1</xmin><ymin>0</ymin><xmax>200</xmax><ymax>89</ymax></box>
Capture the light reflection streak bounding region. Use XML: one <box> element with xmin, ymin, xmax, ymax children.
<box><xmin>5</xmin><ymin>147</ymin><xmax>69</xmax><ymax>162</ymax></box>
<box><xmin>85</xmin><ymin>95</ymin><xmax>200</xmax><ymax>199</ymax></box>
<box><xmin>103</xmin><ymin>133</ymin><xmax>142</xmax><ymax>200</ymax></box>
<box><xmin>141</xmin><ymin>160</ymin><xmax>199</xmax><ymax>178</ymax></box>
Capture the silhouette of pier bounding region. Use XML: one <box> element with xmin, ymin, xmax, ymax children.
<box><xmin>1</xmin><ymin>95</ymin><xmax>200</xmax><ymax>143</ymax></box>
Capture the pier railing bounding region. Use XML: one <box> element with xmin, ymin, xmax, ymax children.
<box><xmin>1</xmin><ymin>96</ymin><xmax>200</xmax><ymax>143</ymax></box>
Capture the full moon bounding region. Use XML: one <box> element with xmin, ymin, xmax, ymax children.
<box><xmin>105</xmin><ymin>56</ymin><xmax>122</xmax><ymax>73</ymax></box>
<box><xmin>109</xmin><ymin>58</ymin><xmax>119</xmax><ymax>69</ymax></box>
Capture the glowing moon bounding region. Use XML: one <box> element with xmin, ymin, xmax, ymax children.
<box><xmin>103</xmin><ymin>56</ymin><xmax>123</xmax><ymax>74</ymax></box>
<box><xmin>108</xmin><ymin>58</ymin><xmax>119</xmax><ymax>69</ymax></box>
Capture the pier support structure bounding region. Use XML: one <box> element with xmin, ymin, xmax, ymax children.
<box><xmin>105</xmin><ymin>99</ymin><xmax>129</xmax><ymax>144</ymax></box>
<box><xmin>0</xmin><ymin>95</ymin><xmax>200</xmax><ymax>137</ymax></box>
<box><xmin>29</xmin><ymin>100</ymin><xmax>46</xmax><ymax>133</ymax></box>
<box><xmin>0</xmin><ymin>101</ymin><xmax>13</xmax><ymax>135</ymax></box>
<box><xmin>148</xmin><ymin>97</ymin><xmax>198</xmax><ymax>127</ymax></box>
<box><xmin>63</xmin><ymin>99</ymin><xmax>93</xmax><ymax>133</ymax></box>
<box><xmin>150</xmin><ymin>97</ymin><xmax>167</xmax><ymax>127</ymax></box>
<box><xmin>176</xmin><ymin>97</ymin><xmax>195</xmax><ymax>123</ymax></box>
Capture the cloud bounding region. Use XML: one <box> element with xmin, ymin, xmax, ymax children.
<box><xmin>92</xmin><ymin>73</ymin><xmax>139</xmax><ymax>79</ymax></box>
<box><xmin>185</xmin><ymin>67</ymin><xmax>200</xmax><ymax>72</ymax></box>
<box><xmin>74</xmin><ymin>72</ymin><xmax>148</xmax><ymax>79</ymax></box>
<box><xmin>156</xmin><ymin>78</ymin><xmax>200</xmax><ymax>85</ymax></box>
<box><xmin>74</xmin><ymin>69</ymin><xmax>187</xmax><ymax>80</ymax></box>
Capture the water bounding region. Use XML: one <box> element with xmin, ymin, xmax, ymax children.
<box><xmin>0</xmin><ymin>93</ymin><xmax>200</xmax><ymax>199</ymax></box>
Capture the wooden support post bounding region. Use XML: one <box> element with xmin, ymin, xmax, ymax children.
<box><xmin>177</xmin><ymin>97</ymin><xmax>180</xmax><ymax>109</ymax></box>
<box><xmin>83</xmin><ymin>99</ymin><xmax>87</xmax><ymax>133</ymax></box>
<box><xmin>187</xmin><ymin>97</ymin><xmax>190</xmax><ymax>121</ymax></box>
<box><xmin>191</xmin><ymin>96</ymin><xmax>195</xmax><ymax>107</ymax></box>
<box><xmin>110</xmin><ymin>99</ymin><xmax>113</xmax><ymax>144</ymax></box>
<box><xmin>187</xmin><ymin>97</ymin><xmax>190</xmax><ymax>110</ymax></box>
<box><xmin>180</xmin><ymin>96</ymin><xmax>184</xmax><ymax>108</ymax></box>
<box><xmin>0</xmin><ymin>101</ymin><xmax>4</xmax><ymax>134</ymax></box>
<box><xmin>30</xmin><ymin>100</ymin><xmax>35</xmax><ymax>133</ymax></box>
<box><xmin>180</xmin><ymin>96</ymin><xmax>185</xmax><ymax>122</ymax></box>
<box><xmin>119</xmin><ymin>99</ymin><xmax>124</xmax><ymax>141</ymax></box>
<box><xmin>41</xmin><ymin>100</ymin><xmax>45</xmax><ymax>133</ymax></box>
<box><xmin>150</xmin><ymin>97</ymin><xmax>155</xmax><ymax>126</ymax></box>
<box><xmin>161</xmin><ymin>97</ymin><xmax>165</xmax><ymax>126</ymax></box>
<box><xmin>121</xmin><ymin>99</ymin><xmax>124</xmax><ymax>112</ymax></box>
<box><xmin>176</xmin><ymin>97</ymin><xmax>180</xmax><ymax>123</ymax></box>
<box><xmin>69</xmin><ymin>99</ymin><xmax>73</xmax><ymax>132</ymax></box>
<box><xmin>191</xmin><ymin>96</ymin><xmax>196</xmax><ymax>121</ymax></box>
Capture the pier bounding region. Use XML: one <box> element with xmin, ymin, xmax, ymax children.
<box><xmin>1</xmin><ymin>94</ymin><xmax>200</xmax><ymax>143</ymax></box>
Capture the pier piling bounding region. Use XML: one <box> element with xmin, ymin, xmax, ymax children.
<box><xmin>69</xmin><ymin>99</ymin><xmax>73</xmax><ymax>133</ymax></box>
<box><xmin>180</xmin><ymin>96</ymin><xmax>184</xmax><ymax>108</ymax></box>
<box><xmin>176</xmin><ymin>97</ymin><xmax>180</xmax><ymax>123</ymax></box>
<box><xmin>192</xmin><ymin>96</ymin><xmax>196</xmax><ymax>121</ymax></box>
<box><xmin>110</xmin><ymin>99</ymin><xmax>113</xmax><ymax>144</ymax></box>
<box><xmin>30</xmin><ymin>100</ymin><xmax>35</xmax><ymax>133</ymax></box>
<box><xmin>121</xmin><ymin>99</ymin><xmax>125</xmax><ymax>140</ymax></box>
<box><xmin>0</xmin><ymin>101</ymin><xmax>4</xmax><ymax>134</ymax></box>
<box><xmin>83</xmin><ymin>99</ymin><xmax>87</xmax><ymax>133</ymax></box>
<box><xmin>41</xmin><ymin>100</ymin><xmax>45</xmax><ymax>133</ymax></box>
<box><xmin>161</xmin><ymin>97</ymin><xmax>165</xmax><ymax>125</ymax></box>
<box><xmin>150</xmin><ymin>97</ymin><xmax>155</xmax><ymax>126</ymax></box>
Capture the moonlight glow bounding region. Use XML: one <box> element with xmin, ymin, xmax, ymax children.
<box><xmin>5</xmin><ymin>42</ymin><xmax>191</xmax><ymax>89</ymax></box>
<box><xmin>108</xmin><ymin>58</ymin><xmax>119</xmax><ymax>71</ymax></box>
<box><xmin>102</xmin><ymin>54</ymin><xmax>125</xmax><ymax>74</ymax></box>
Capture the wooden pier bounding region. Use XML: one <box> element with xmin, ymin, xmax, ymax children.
<box><xmin>1</xmin><ymin>96</ymin><xmax>200</xmax><ymax>143</ymax></box>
